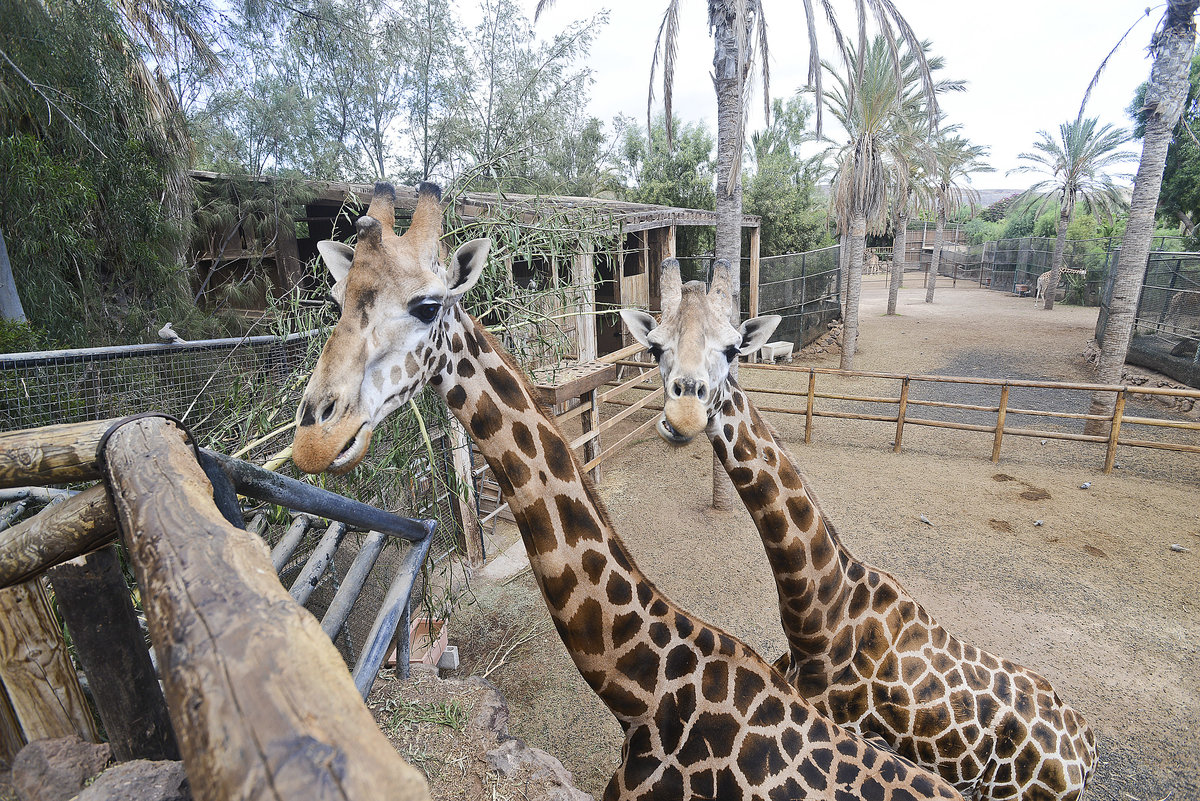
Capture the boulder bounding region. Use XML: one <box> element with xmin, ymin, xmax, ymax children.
<box><xmin>11</xmin><ymin>737</ymin><xmax>111</xmax><ymax>801</ymax></box>
<box><xmin>73</xmin><ymin>759</ymin><xmax>190</xmax><ymax>801</ymax></box>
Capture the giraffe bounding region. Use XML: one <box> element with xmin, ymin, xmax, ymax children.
<box><xmin>620</xmin><ymin>258</ymin><xmax>1097</xmax><ymax>801</ymax></box>
<box><xmin>1034</xmin><ymin>268</ymin><xmax>1086</xmax><ymax>304</ymax></box>
<box><xmin>290</xmin><ymin>182</ymin><xmax>967</xmax><ymax>801</ymax></box>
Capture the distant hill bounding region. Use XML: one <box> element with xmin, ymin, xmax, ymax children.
<box><xmin>975</xmin><ymin>188</ymin><xmax>1025</xmax><ymax>208</ymax></box>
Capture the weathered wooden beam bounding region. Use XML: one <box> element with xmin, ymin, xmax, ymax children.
<box><xmin>0</xmin><ymin>579</ymin><xmax>99</xmax><ymax>743</ymax></box>
<box><xmin>0</xmin><ymin>485</ymin><xmax>117</xmax><ymax>588</ymax></box>
<box><xmin>48</xmin><ymin>546</ymin><xmax>178</xmax><ymax>762</ymax></box>
<box><xmin>101</xmin><ymin>417</ymin><xmax>428</xmax><ymax>801</ymax></box>
<box><xmin>0</xmin><ymin>418</ymin><xmax>115</xmax><ymax>489</ymax></box>
<box><xmin>0</xmin><ymin>682</ymin><xmax>24</xmax><ymax>769</ymax></box>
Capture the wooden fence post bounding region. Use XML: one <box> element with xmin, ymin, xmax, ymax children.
<box><xmin>893</xmin><ymin>377</ymin><xmax>910</xmax><ymax>453</ymax></box>
<box><xmin>804</xmin><ymin>369</ymin><xmax>816</xmax><ymax>443</ymax></box>
<box><xmin>0</xmin><ymin>485</ymin><xmax>116</xmax><ymax>588</ymax></box>
<box><xmin>101</xmin><ymin>416</ymin><xmax>428</xmax><ymax>801</ymax></box>
<box><xmin>48</xmin><ymin>546</ymin><xmax>178</xmax><ymax>761</ymax></box>
<box><xmin>1104</xmin><ymin>390</ymin><xmax>1127</xmax><ymax>473</ymax></box>
<box><xmin>991</xmin><ymin>384</ymin><xmax>1010</xmax><ymax>463</ymax></box>
<box><xmin>0</xmin><ymin>579</ymin><xmax>98</xmax><ymax>743</ymax></box>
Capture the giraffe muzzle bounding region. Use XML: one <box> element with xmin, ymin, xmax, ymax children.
<box><xmin>660</xmin><ymin>396</ymin><xmax>707</xmax><ymax>443</ymax></box>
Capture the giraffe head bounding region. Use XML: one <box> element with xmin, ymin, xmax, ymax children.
<box><xmin>620</xmin><ymin>258</ymin><xmax>779</xmax><ymax>445</ymax></box>
<box><xmin>292</xmin><ymin>182</ymin><xmax>490</xmax><ymax>474</ymax></box>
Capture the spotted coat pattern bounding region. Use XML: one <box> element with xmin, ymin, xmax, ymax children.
<box><xmin>629</xmin><ymin>260</ymin><xmax>1097</xmax><ymax>801</ymax></box>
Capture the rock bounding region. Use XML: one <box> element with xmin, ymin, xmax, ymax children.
<box><xmin>12</xmin><ymin>737</ymin><xmax>111</xmax><ymax>801</ymax></box>
<box><xmin>1169</xmin><ymin>544</ymin><xmax>1191</xmax><ymax>553</ymax></box>
<box><xmin>1079</xmin><ymin>482</ymin><xmax>1091</xmax><ymax>489</ymax></box>
<box><xmin>73</xmin><ymin>760</ymin><xmax>190</xmax><ymax>801</ymax></box>
<box><xmin>919</xmin><ymin>514</ymin><xmax>933</xmax><ymax>526</ymax></box>
<box><xmin>485</xmin><ymin>740</ymin><xmax>592</xmax><ymax>801</ymax></box>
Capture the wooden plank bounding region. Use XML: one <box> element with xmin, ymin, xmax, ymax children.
<box><xmin>0</xmin><ymin>418</ymin><xmax>115</xmax><ymax>489</ymax></box>
<box><xmin>581</xmin><ymin>389</ymin><xmax>601</xmax><ymax>483</ymax></box>
<box><xmin>0</xmin><ymin>682</ymin><xmax>24</xmax><ymax>768</ymax></box>
<box><xmin>0</xmin><ymin>484</ymin><xmax>117</xmax><ymax>588</ymax></box>
<box><xmin>1105</xmin><ymin>390</ymin><xmax>1126</xmax><ymax>474</ymax></box>
<box><xmin>101</xmin><ymin>417</ymin><xmax>429</xmax><ymax>801</ymax></box>
<box><xmin>48</xmin><ymin>546</ymin><xmax>178</xmax><ymax>761</ymax></box>
<box><xmin>992</xmin><ymin>385</ymin><xmax>1010</xmax><ymax>463</ymax></box>
<box><xmin>530</xmin><ymin>361</ymin><xmax>617</xmax><ymax>406</ymax></box>
<box><xmin>893</xmin><ymin>377</ymin><xmax>909</xmax><ymax>453</ymax></box>
<box><xmin>0</xmin><ymin>579</ymin><xmax>98</xmax><ymax>743</ymax></box>
<box><xmin>804</xmin><ymin>370</ymin><xmax>816</xmax><ymax>444</ymax></box>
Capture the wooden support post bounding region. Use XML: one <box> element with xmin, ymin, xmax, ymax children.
<box><xmin>0</xmin><ymin>418</ymin><xmax>114</xmax><ymax>489</ymax></box>
<box><xmin>100</xmin><ymin>416</ymin><xmax>428</xmax><ymax>801</ymax></box>
<box><xmin>992</xmin><ymin>384</ymin><xmax>1010</xmax><ymax>463</ymax></box>
<box><xmin>0</xmin><ymin>485</ymin><xmax>117</xmax><ymax>588</ymax></box>
<box><xmin>804</xmin><ymin>369</ymin><xmax>816</xmax><ymax>444</ymax></box>
<box><xmin>0</xmin><ymin>682</ymin><xmax>24</xmax><ymax>768</ymax></box>
<box><xmin>748</xmin><ymin>227</ymin><xmax>761</xmax><ymax>320</ymax></box>
<box><xmin>1104</xmin><ymin>390</ymin><xmax>1127</xmax><ymax>474</ymax></box>
<box><xmin>893</xmin><ymin>377</ymin><xmax>910</xmax><ymax>453</ymax></box>
<box><xmin>0</xmin><ymin>579</ymin><xmax>98</xmax><ymax>743</ymax></box>
<box><xmin>48</xmin><ymin>546</ymin><xmax>178</xmax><ymax>761</ymax></box>
<box><xmin>581</xmin><ymin>387</ymin><xmax>601</xmax><ymax>484</ymax></box>
<box><xmin>446</xmin><ymin>418</ymin><xmax>483</xmax><ymax>567</ymax></box>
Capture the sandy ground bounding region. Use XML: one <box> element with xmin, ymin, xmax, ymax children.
<box><xmin>452</xmin><ymin>283</ymin><xmax>1200</xmax><ymax>801</ymax></box>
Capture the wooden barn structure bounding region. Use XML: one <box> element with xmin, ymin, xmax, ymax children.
<box><xmin>189</xmin><ymin>172</ymin><xmax>762</xmax><ymax>360</ymax></box>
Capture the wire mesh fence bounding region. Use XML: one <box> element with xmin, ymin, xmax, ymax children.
<box><xmin>754</xmin><ymin>246</ymin><xmax>842</xmax><ymax>349</ymax></box>
<box><xmin>1097</xmin><ymin>251</ymin><xmax>1200</xmax><ymax>387</ymax></box>
<box><xmin>0</xmin><ymin>329</ymin><xmax>472</xmax><ymax>670</ymax></box>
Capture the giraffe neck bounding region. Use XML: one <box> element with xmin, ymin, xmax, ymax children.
<box><xmin>708</xmin><ymin>382</ymin><xmax>854</xmax><ymax>673</ymax></box>
<box><xmin>432</xmin><ymin>309</ymin><xmax>669</xmax><ymax>723</ymax></box>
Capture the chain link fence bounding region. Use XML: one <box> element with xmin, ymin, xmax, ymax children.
<box><xmin>1097</xmin><ymin>251</ymin><xmax>1200</xmax><ymax>387</ymax></box>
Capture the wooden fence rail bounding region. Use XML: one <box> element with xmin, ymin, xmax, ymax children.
<box><xmin>610</xmin><ymin>355</ymin><xmax>1200</xmax><ymax>474</ymax></box>
<box><xmin>0</xmin><ymin>416</ymin><xmax>434</xmax><ymax>800</ymax></box>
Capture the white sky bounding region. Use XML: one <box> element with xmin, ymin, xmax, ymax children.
<box><xmin>522</xmin><ymin>0</ymin><xmax>1166</xmax><ymax>189</ymax></box>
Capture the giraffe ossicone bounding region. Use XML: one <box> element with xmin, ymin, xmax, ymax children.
<box><xmin>621</xmin><ymin>257</ymin><xmax>1096</xmax><ymax>801</ymax></box>
<box><xmin>292</xmin><ymin>184</ymin><xmax>966</xmax><ymax>800</ymax></box>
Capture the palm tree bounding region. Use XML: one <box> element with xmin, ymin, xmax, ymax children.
<box><xmin>885</xmin><ymin>44</ymin><xmax>963</xmax><ymax>316</ymax></box>
<box><xmin>1008</xmin><ymin>118</ymin><xmax>1134</xmax><ymax>310</ymax></box>
<box><xmin>1087</xmin><ymin>0</ymin><xmax>1200</xmax><ymax>433</ymax></box>
<box><xmin>923</xmin><ymin>128</ymin><xmax>991</xmax><ymax>304</ymax></box>
<box><xmin>824</xmin><ymin>35</ymin><xmax>930</xmax><ymax>369</ymax></box>
<box><xmin>537</xmin><ymin>0</ymin><xmax>935</xmax><ymax>507</ymax></box>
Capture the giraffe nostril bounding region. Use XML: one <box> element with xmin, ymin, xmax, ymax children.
<box><xmin>317</xmin><ymin>399</ymin><xmax>337</xmax><ymax>424</ymax></box>
<box><xmin>670</xmin><ymin>380</ymin><xmax>685</xmax><ymax>398</ymax></box>
<box><xmin>696</xmin><ymin>384</ymin><xmax>707</xmax><ymax>401</ymax></box>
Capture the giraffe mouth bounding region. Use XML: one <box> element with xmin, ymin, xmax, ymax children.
<box><xmin>657</xmin><ymin>416</ymin><xmax>694</xmax><ymax>446</ymax></box>
<box><xmin>329</xmin><ymin>424</ymin><xmax>373</xmax><ymax>474</ymax></box>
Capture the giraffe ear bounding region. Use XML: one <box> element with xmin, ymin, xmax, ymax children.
<box><xmin>619</xmin><ymin>308</ymin><xmax>657</xmax><ymax>347</ymax></box>
<box><xmin>317</xmin><ymin>240</ymin><xmax>354</xmax><ymax>285</ymax></box>
<box><xmin>447</xmin><ymin>238</ymin><xmax>490</xmax><ymax>298</ymax></box>
<box><xmin>737</xmin><ymin>315</ymin><xmax>781</xmax><ymax>355</ymax></box>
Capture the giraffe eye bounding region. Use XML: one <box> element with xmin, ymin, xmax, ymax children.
<box><xmin>723</xmin><ymin>346</ymin><xmax>739</xmax><ymax>363</ymax></box>
<box><xmin>412</xmin><ymin>302</ymin><xmax>441</xmax><ymax>324</ymax></box>
<box><xmin>648</xmin><ymin>344</ymin><xmax>663</xmax><ymax>362</ymax></box>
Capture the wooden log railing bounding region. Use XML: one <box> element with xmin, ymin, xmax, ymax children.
<box><xmin>0</xmin><ymin>415</ymin><xmax>436</xmax><ymax>801</ymax></box>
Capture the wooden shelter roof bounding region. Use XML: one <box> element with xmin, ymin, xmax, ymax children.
<box><xmin>190</xmin><ymin>171</ymin><xmax>759</xmax><ymax>235</ymax></box>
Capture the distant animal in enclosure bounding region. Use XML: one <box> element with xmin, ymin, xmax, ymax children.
<box><xmin>291</xmin><ymin>183</ymin><xmax>966</xmax><ymax>801</ymax></box>
<box><xmin>620</xmin><ymin>257</ymin><xmax>1097</xmax><ymax>801</ymax></box>
<box><xmin>1035</xmin><ymin>268</ymin><xmax>1087</xmax><ymax>304</ymax></box>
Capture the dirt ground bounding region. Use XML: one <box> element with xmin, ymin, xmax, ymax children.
<box><xmin>451</xmin><ymin>282</ymin><xmax>1200</xmax><ymax>801</ymax></box>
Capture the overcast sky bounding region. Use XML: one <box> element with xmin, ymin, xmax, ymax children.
<box><xmin>523</xmin><ymin>1</ymin><xmax>1166</xmax><ymax>189</ymax></box>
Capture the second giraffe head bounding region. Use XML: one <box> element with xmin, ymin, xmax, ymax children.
<box><xmin>620</xmin><ymin>258</ymin><xmax>780</xmax><ymax>445</ymax></box>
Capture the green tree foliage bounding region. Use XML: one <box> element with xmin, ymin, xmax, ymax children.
<box><xmin>616</xmin><ymin>114</ymin><xmax>716</xmax><ymax>255</ymax></box>
<box><xmin>0</xmin><ymin>0</ymin><xmax>228</xmax><ymax>346</ymax></box>
<box><xmin>743</xmin><ymin>97</ymin><xmax>831</xmax><ymax>255</ymax></box>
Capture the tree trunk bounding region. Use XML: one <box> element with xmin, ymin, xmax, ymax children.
<box><xmin>1044</xmin><ymin>201</ymin><xmax>1072</xmax><ymax>311</ymax></box>
<box><xmin>1087</xmin><ymin>5</ymin><xmax>1197</xmax><ymax>434</ymax></box>
<box><xmin>888</xmin><ymin>208</ymin><xmax>908</xmax><ymax>315</ymax></box>
<box><xmin>840</xmin><ymin>212</ymin><xmax>867</xmax><ymax>370</ymax></box>
<box><xmin>838</xmin><ymin>232</ymin><xmax>850</xmax><ymax>314</ymax></box>
<box><xmin>924</xmin><ymin>197</ymin><xmax>946</xmax><ymax>303</ymax></box>
<box><xmin>709</xmin><ymin>1</ymin><xmax>750</xmax><ymax>512</ymax></box>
